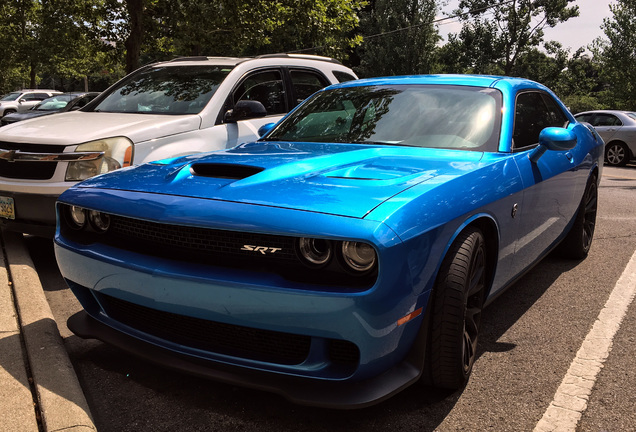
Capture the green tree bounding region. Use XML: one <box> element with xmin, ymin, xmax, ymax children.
<box><xmin>0</xmin><ymin>0</ymin><xmax>111</xmax><ymax>92</ymax></box>
<box><xmin>355</xmin><ymin>0</ymin><xmax>440</xmax><ymax>77</ymax></box>
<box><xmin>513</xmin><ymin>41</ymin><xmax>569</xmax><ymax>88</ymax></box>
<box><xmin>0</xmin><ymin>0</ymin><xmax>40</xmax><ymax>91</ymax></box>
<box><xmin>451</xmin><ymin>0</ymin><xmax>579</xmax><ymax>76</ymax></box>
<box><xmin>107</xmin><ymin>0</ymin><xmax>366</xmax><ymax>74</ymax></box>
<box><xmin>553</xmin><ymin>52</ymin><xmax>605</xmax><ymax>113</ymax></box>
<box><xmin>38</xmin><ymin>0</ymin><xmax>113</xmax><ymax>90</ymax></box>
<box><xmin>592</xmin><ymin>0</ymin><xmax>636</xmax><ymax>110</ymax></box>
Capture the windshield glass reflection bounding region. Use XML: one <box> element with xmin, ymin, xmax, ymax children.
<box><xmin>267</xmin><ymin>85</ymin><xmax>502</xmax><ymax>152</ymax></box>
<box><xmin>91</xmin><ymin>65</ymin><xmax>233</xmax><ymax>115</ymax></box>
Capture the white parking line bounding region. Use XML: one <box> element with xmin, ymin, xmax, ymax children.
<box><xmin>534</xmin><ymin>248</ymin><xmax>636</xmax><ymax>431</ymax></box>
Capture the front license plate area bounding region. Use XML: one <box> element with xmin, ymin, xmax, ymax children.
<box><xmin>0</xmin><ymin>196</ymin><xmax>15</xmax><ymax>220</ymax></box>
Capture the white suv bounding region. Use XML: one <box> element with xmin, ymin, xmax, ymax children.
<box><xmin>0</xmin><ymin>89</ymin><xmax>62</xmax><ymax>117</ymax></box>
<box><xmin>0</xmin><ymin>54</ymin><xmax>357</xmax><ymax>236</ymax></box>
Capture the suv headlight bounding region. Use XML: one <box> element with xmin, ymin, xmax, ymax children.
<box><xmin>65</xmin><ymin>137</ymin><xmax>133</xmax><ymax>181</ymax></box>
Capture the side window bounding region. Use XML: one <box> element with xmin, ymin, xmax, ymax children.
<box><xmin>232</xmin><ymin>70</ymin><xmax>286</xmax><ymax>116</ymax></box>
<box><xmin>575</xmin><ymin>114</ymin><xmax>593</xmax><ymax>123</ymax></box>
<box><xmin>541</xmin><ymin>94</ymin><xmax>569</xmax><ymax>127</ymax></box>
<box><xmin>333</xmin><ymin>71</ymin><xmax>357</xmax><ymax>83</ymax></box>
<box><xmin>513</xmin><ymin>92</ymin><xmax>566</xmax><ymax>149</ymax></box>
<box><xmin>290</xmin><ymin>70</ymin><xmax>329</xmax><ymax>106</ymax></box>
<box><xmin>25</xmin><ymin>93</ymin><xmax>50</xmax><ymax>101</ymax></box>
<box><xmin>591</xmin><ymin>114</ymin><xmax>622</xmax><ymax>127</ymax></box>
<box><xmin>74</xmin><ymin>96</ymin><xmax>93</xmax><ymax>108</ymax></box>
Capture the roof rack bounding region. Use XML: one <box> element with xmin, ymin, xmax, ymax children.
<box><xmin>163</xmin><ymin>54</ymin><xmax>342</xmax><ymax>65</ymax></box>
<box><xmin>168</xmin><ymin>56</ymin><xmax>212</xmax><ymax>62</ymax></box>
<box><xmin>254</xmin><ymin>53</ymin><xmax>342</xmax><ymax>65</ymax></box>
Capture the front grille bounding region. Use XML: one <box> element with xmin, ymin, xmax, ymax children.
<box><xmin>98</xmin><ymin>294</ymin><xmax>359</xmax><ymax>367</ymax></box>
<box><xmin>0</xmin><ymin>142</ymin><xmax>66</xmax><ymax>180</ymax></box>
<box><xmin>109</xmin><ymin>215</ymin><xmax>298</xmax><ymax>264</ymax></box>
<box><xmin>60</xmin><ymin>209</ymin><xmax>378</xmax><ymax>289</ymax></box>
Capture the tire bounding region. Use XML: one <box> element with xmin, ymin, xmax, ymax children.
<box><xmin>605</xmin><ymin>142</ymin><xmax>630</xmax><ymax>166</ymax></box>
<box><xmin>427</xmin><ymin>228</ymin><xmax>487</xmax><ymax>390</ymax></box>
<box><xmin>557</xmin><ymin>174</ymin><xmax>598</xmax><ymax>259</ymax></box>
<box><xmin>1</xmin><ymin>109</ymin><xmax>15</xmax><ymax>117</ymax></box>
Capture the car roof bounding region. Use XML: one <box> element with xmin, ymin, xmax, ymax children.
<box><xmin>575</xmin><ymin>110</ymin><xmax>636</xmax><ymax>116</ymax></box>
<box><xmin>331</xmin><ymin>74</ymin><xmax>544</xmax><ymax>90</ymax></box>
<box><xmin>16</xmin><ymin>89</ymin><xmax>60</xmax><ymax>93</ymax></box>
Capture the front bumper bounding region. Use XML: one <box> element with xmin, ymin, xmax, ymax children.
<box><xmin>68</xmin><ymin>309</ymin><xmax>427</xmax><ymax>408</ymax></box>
<box><xmin>0</xmin><ymin>191</ymin><xmax>58</xmax><ymax>237</ymax></box>
<box><xmin>55</xmin><ymin>215</ymin><xmax>432</xmax><ymax>406</ymax></box>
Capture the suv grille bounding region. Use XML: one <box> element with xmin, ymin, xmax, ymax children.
<box><xmin>0</xmin><ymin>142</ymin><xmax>66</xmax><ymax>180</ymax></box>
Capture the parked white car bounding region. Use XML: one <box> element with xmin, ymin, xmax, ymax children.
<box><xmin>0</xmin><ymin>54</ymin><xmax>357</xmax><ymax>236</ymax></box>
<box><xmin>0</xmin><ymin>89</ymin><xmax>62</xmax><ymax>117</ymax></box>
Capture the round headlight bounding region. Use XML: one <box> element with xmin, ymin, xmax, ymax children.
<box><xmin>298</xmin><ymin>238</ymin><xmax>332</xmax><ymax>266</ymax></box>
<box><xmin>341</xmin><ymin>241</ymin><xmax>376</xmax><ymax>272</ymax></box>
<box><xmin>67</xmin><ymin>206</ymin><xmax>86</xmax><ymax>229</ymax></box>
<box><xmin>88</xmin><ymin>210</ymin><xmax>110</xmax><ymax>232</ymax></box>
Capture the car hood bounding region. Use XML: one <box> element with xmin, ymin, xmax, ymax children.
<box><xmin>0</xmin><ymin>111</ymin><xmax>201</xmax><ymax>145</ymax></box>
<box><xmin>75</xmin><ymin>141</ymin><xmax>486</xmax><ymax>219</ymax></box>
<box><xmin>2</xmin><ymin>110</ymin><xmax>54</xmax><ymax>122</ymax></box>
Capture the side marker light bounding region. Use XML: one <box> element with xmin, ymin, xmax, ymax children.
<box><xmin>397</xmin><ymin>307</ymin><xmax>423</xmax><ymax>326</ymax></box>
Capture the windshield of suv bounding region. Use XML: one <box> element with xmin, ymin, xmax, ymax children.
<box><xmin>35</xmin><ymin>94</ymin><xmax>75</xmax><ymax>111</ymax></box>
<box><xmin>91</xmin><ymin>65</ymin><xmax>233</xmax><ymax>115</ymax></box>
<box><xmin>1</xmin><ymin>93</ymin><xmax>21</xmax><ymax>102</ymax></box>
<box><xmin>266</xmin><ymin>85</ymin><xmax>502</xmax><ymax>152</ymax></box>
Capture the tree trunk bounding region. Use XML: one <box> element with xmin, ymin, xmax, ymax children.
<box><xmin>29</xmin><ymin>62</ymin><xmax>36</xmax><ymax>88</ymax></box>
<box><xmin>124</xmin><ymin>0</ymin><xmax>144</xmax><ymax>74</ymax></box>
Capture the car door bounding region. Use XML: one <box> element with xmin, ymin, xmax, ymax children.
<box><xmin>18</xmin><ymin>93</ymin><xmax>50</xmax><ymax>112</ymax></box>
<box><xmin>589</xmin><ymin>113</ymin><xmax>622</xmax><ymax>143</ymax></box>
<box><xmin>288</xmin><ymin>69</ymin><xmax>330</xmax><ymax>107</ymax></box>
<box><xmin>220</xmin><ymin>67</ymin><xmax>333</xmax><ymax>149</ymax></box>
<box><xmin>502</xmin><ymin>91</ymin><xmax>581</xmax><ymax>287</ymax></box>
<box><xmin>221</xmin><ymin>68</ymin><xmax>288</xmax><ymax>148</ymax></box>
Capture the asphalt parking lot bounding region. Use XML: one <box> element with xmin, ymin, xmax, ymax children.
<box><xmin>4</xmin><ymin>164</ymin><xmax>636</xmax><ymax>432</ymax></box>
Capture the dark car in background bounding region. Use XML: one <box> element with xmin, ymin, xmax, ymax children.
<box><xmin>1</xmin><ymin>92</ymin><xmax>100</xmax><ymax>126</ymax></box>
<box><xmin>574</xmin><ymin>110</ymin><xmax>636</xmax><ymax>166</ymax></box>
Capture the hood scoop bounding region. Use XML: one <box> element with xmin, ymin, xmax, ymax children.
<box><xmin>190</xmin><ymin>163</ymin><xmax>264</xmax><ymax>180</ymax></box>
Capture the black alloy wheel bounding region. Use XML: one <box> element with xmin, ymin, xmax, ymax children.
<box><xmin>558</xmin><ymin>174</ymin><xmax>598</xmax><ymax>259</ymax></box>
<box><xmin>427</xmin><ymin>228</ymin><xmax>487</xmax><ymax>390</ymax></box>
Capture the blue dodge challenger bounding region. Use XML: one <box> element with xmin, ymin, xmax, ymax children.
<box><xmin>54</xmin><ymin>75</ymin><xmax>603</xmax><ymax>408</ymax></box>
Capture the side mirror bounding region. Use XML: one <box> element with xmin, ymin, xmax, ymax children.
<box><xmin>258</xmin><ymin>123</ymin><xmax>276</xmax><ymax>137</ymax></box>
<box><xmin>223</xmin><ymin>100</ymin><xmax>267</xmax><ymax>123</ymax></box>
<box><xmin>529</xmin><ymin>127</ymin><xmax>577</xmax><ymax>163</ymax></box>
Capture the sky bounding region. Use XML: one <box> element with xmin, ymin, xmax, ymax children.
<box><xmin>437</xmin><ymin>0</ymin><xmax>615</xmax><ymax>52</ymax></box>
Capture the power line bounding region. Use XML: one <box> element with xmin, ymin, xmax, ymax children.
<box><xmin>288</xmin><ymin>0</ymin><xmax>516</xmax><ymax>54</ymax></box>
<box><xmin>363</xmin><ymin>0</ymin><xmax>515</xmax><ymax>41</ymax></box>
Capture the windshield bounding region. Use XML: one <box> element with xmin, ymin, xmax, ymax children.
<box><xmin>1</xmin><ymin>92</ymin><xmax>21</xmax><ymax>102</ymax></box>
<box><xmin>266</xmin><ymin>85</ymin><xmax>502</xmax><ymax>152</ymax></box>
<box><xmin>35</xmin><ymin>94</ymin><xmax>75</xmax><ymax>111</ymax></box>
<box><xmin>91</xmin><ymin>65</ymin><xmax>233</xmax><ymax>115</ymax></box>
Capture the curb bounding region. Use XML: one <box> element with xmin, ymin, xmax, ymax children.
<box><xmin>2</xmin><ymin>230</ymin><xmax>95</xmax><ymax>432</ymax></box>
